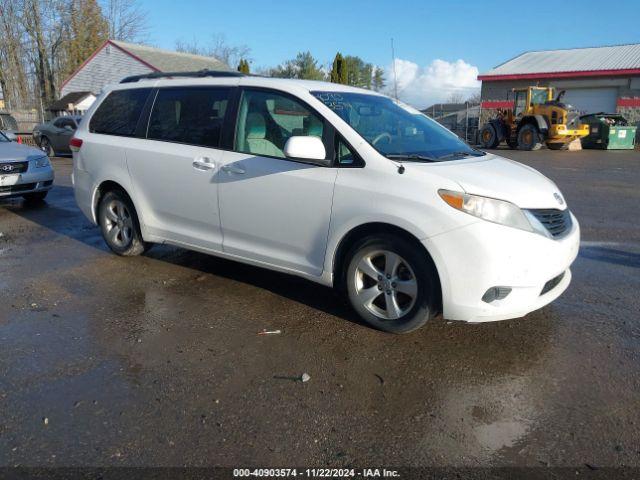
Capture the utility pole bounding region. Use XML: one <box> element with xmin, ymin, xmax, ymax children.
<box><xmin>391</xmin><ymin>38</ymin><xmax>399</xmax><ymax>101</ymax></box>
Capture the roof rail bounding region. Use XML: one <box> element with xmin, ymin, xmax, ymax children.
<box><xmin>120</xmin><ymin>69</ymin><xmax>246</xmax><ymax>84</ymax></box>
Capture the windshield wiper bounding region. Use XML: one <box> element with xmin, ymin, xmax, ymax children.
<box><xmin>385</xmin><ymin>154</ymin><xmax>438</xmax><ymax>162</ymax></box>
<box><xmin>437</xmin><ymin>150</ymin><xmax>486</xmax><ymax>160</ymax></box>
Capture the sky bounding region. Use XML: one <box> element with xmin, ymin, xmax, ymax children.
<box><xmin>139</xmin><ymin>0</ymin><xmax>640</xmax><ymax>109</ymax></box>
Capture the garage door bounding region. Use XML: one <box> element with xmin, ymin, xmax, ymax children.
<box><xmin>562</xmin><ymin>88</ymin><xmax>618</xmax><ymax>116</ymax></box>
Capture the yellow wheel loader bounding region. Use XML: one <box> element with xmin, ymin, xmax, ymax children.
<box><xmin>479</xmin><ymin>87</ymin><xmax>589</xmax><ymax>150</ymax></box>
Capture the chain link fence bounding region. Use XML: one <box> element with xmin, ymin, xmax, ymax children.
<box><xmin>423</xmin><ymin>103</ymin><xmax>480</xmax><ymax>146</ymax></box>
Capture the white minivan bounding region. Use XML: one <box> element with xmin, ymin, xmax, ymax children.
<box><xmin>72</xmin><ymin>71</ymin><xmax>580</xmax><ymax>333</ymax></box>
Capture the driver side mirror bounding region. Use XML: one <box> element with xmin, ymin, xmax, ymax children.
<box><xmin>284</xmin><ymin>136</ymin><xmax>328</xmax><ymax>165</ymax></box>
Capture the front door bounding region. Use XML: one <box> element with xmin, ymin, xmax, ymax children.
<box><xmin>218</xmin><ymin>88</ymin><xmax>337</xmax><ymax>276</ymax></box>
<box><xmin>126</xmin><ymin>86</ymin><xmax>233</xmax><ymax>250</ymax></box>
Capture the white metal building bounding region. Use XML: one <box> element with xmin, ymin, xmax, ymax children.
<box><xmin>478</xmin><ymin>43</ymin><xmax>640</xmax><ymax>129</ymax></box>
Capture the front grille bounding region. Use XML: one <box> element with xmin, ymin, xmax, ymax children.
<box><xmin>528</xmin><ymin>208</ymin><xmax>572</xmax><ymax>238</ymax></box>
<box><xmin>0</xmin><ymin>182</ymin><xmax>36</xmax><ymax>193</ymax></box>
<box><xmin>541</xmin><ymin>272</ymin><xmax>565</xmax><ymax>296</ymax></box>
<box><xmin>0</xmin><ymin>161</ymin><xmax>28</xmax><ymax>174</ymax></box>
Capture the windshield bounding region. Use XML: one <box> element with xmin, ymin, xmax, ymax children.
<box><xmin>311</xmin><ymin>91</ymin><xmax>482</xmax><ymax>161</ymax></box>
<box><xmin>530</xmin><ymin>89</ymin><xmax>548</xmax><ymax>105</ymax></box>
<box><xmin>0</xmin><ymin>131</ymin><xmax>9</xmax><ymax>142</ymax></box>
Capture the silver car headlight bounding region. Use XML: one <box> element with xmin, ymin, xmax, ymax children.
<box><xmin>438</xmin><ymin>189</ymin><xmax>537</xmax><ymax>234</ymax></box>
<box><xmin>35</xmin><ymin>156</ymin><xmax>50</xmax><ymax>168</ymax></box>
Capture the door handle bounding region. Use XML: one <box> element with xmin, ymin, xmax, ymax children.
<box><xmin>221</xmin><ymin>164</ymin><xmax>246</xmax><ymax>175</ymax></box>
<box><xmin>192</xmin><ymin>157</ymin><xmax>216</xmax><ymax>171</ymax></box>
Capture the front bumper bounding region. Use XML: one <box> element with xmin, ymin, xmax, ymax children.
<box><xmin>423</xmin><ymin>214</ymin><xmax>580</xmax><ymax>322</ymax></box>
<box><xmin>548</xmin><ymin>124</ymin><xmax>589</xmax><ymax>142</ymax></box>
<box><xmin>0</xmin><ymin>166</ymin><xmax>54</xmax><ymax>198</ymax></box>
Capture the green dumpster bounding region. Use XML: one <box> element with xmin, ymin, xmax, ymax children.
<box><xmin>580</xmin><ymin>113</ymin><xmax>637</xmax><ymax>150</ymax></box>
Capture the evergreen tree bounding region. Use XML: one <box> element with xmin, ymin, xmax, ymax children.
<box><xmin>237</xmin><ymin>59</ymin><xmax>250</xmax><ymax>74</ymax></box>
<box><xmin>372</xmin><ymin>67</ymin><xmax>385</xmax><ymax>91</ymax></box>
<box><xmin>343</xmin><ymin>55</ymin><xmax>374</xmax><ymax>89</ymax></box>
<box><xmin>64</xmin><ymin>0</ymin><xmax>110</xmax><ymax>77</ymax></box>
<box><xmin>270</xmin><ymin>51</ymin><xmax>324</xmax><ymax>80</ymax></box>
<box><xmin>330</xmin><ymin>52</ymin><xmax>347</xmax><ymax>84</ymax></box>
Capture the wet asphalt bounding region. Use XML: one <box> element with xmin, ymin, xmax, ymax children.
<box><xmin>0</xmin><ymin>148</ymin><xmax>639</xmax><ymax>470</ymax></box>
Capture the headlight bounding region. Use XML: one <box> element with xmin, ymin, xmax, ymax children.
<box><xmin>438</xmin><ymin>189</ymin><xmax>534</xmax><ymax>233</ymax></box>
<box><xmin>35</xmin><ymin>156</ymin><xmax>50</xmax><ymax>168</ymax></box>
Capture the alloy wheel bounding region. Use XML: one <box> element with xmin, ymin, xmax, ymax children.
<box><xmin>351</xmin><ymin>249</ymin><xmax>418</xmax><ymax>320</ymax></box>
<box><xmin>103</xmin><ymin>199</ymin><xmax>134</xmax><ymax>248</ymax></box>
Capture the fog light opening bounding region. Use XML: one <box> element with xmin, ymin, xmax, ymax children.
<box><xmin>482</xmin><ymin>286</ymin><xmax>512</xmax><ymax>304</ymax></box>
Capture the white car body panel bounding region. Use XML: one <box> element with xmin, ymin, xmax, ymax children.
<box><xmin>72</xmin><ymin>75</ymin><xmax>581</xmax><ymax>323</ymax></box>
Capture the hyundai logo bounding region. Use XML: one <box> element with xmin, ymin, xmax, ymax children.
<box><xmin>1</xmin><ymin>164</ymin><xmax>15</xmax><ymax>172</ymax></box>
<box><xmin>554</xmin><ymin>192</ymin><xmax>564</xmax><ymax>205</ymax></box>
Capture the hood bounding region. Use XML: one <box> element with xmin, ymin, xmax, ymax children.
<box><xmin>423</xmin><ymin>153</ymin><xmax>566</xmax><ymax>209</ymax></box>
<box><xmin>0</xmin><ymin>141</ymin><xmax>47</xmax><ymax>162</ymax></box>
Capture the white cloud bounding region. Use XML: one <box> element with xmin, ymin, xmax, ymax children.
<box><xmin>385</xmin><ymin>58</ymin><xmax>481</xmax><ymax>109</ymax></box>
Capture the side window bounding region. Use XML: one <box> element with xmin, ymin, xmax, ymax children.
<box><xmin>335</xmin><ymin>136</ymin><xmax>358</xmax><ymax>166</ymax></box>
<box><xmin>234</xmin><ymin>89</ymin><xmax>324</xmax><ymax>159</ymax></box>
<box><xmin>514</xmin><ymin>92</ymin><xmax>526</xmax><ymax>117</ymax></box>
<box><xmin>61</xmin><ymin>118</ymin><xmax>77</xmax><ymax>130</ymax></box>
<box><xmin>90</xmin><ymin>88</ymin><xmax>151</xmax><ymax>136</ymax></box>
<box><xmin>147</xmin><ymin>87</ymin><xmax>230</xmax><ymax>148</ymax></box>
<box><xmin>53</xmin><ymin>118</ymin><xmax>66</xmax><ymax>128</ymax></box>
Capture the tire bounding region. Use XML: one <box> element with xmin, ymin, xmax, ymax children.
<box><xmin>479</xmin><ymin>124</ymin><xmax>499</xmax><ymax>149</ymax></box>
<box><xmin>23</xmin><ymin>191</ymin><xmax>48</xmax><ymax>203</ymax></box>
<box><xmin>517</xmin><ymin>124</ymin><xmax>543</xmax><ymax>151</ymax></box>
<box><xmin>98</xmin><ymin>190</ymin><xmax>149</xmax><ymax>256</ymax></box>
<box><xmin>344</xmin><ymin>234</ymin><xmax>438</xmax><ymax>334</ymax></box>
<box><xmin>39</xmin><ymin>137</ymin><xmax>54</xmax><ymax>157</ymax></box>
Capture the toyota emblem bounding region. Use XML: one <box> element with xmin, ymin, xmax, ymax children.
<box><xmin>554</xmin><ymin>192</ymin><xmax>564</xmax><ymax>205</ymax></box>
<box><xmin>1</xmin><ymin>164</ymin><xmax>14</xmax><ymax>172</ymax></box>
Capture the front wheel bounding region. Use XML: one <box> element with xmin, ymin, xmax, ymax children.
<box><xmin>344</xmin><ymin>235</ymin><xmax>438</xmax><ymax>334</ymax></box>
<box><xmin>517</xmin><ymin>124</ymin><xmax>543</xmax><ymax>151</ymax></box>
<box><xmin>98</xmin><ymin>190</ymin><xmax>150</xmax><ymax>256</ymax></box>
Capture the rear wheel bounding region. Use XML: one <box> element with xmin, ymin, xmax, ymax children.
<box><xmin>479</xmin><ymin>124</ymin><xmax>499</xmax><ymax>149</ymax></box>
<box><xmin>517</xmin><ymin>124</ymin><xmax>543</xmax><ymax>150</ymax></box>
<box><xmin>344</xmin><ymin>235</ymin><xmax>438</xmax><ymax>334</ymax></box>
<box><xmin>98</xmin><ymin>190</ymin><xmax>149</xmax><ymax>256</ymax></box>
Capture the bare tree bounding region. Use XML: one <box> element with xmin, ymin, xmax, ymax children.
<box><xmin>0</xmin><ymin>0</ymin><xmax>30</xmax><ymax>109</ymax></box>
<box><xmin>175</xmin><ymin>34</ymin><xmax>251</xmax><ymax>69</ymax></box>
<box><xmin>466</xmin><ymin>90</ymin><xmax>481</xmax><ymax>105</ymax></box>
<box><xmin>446</xmin><ymin>91</ymin><xmax>465</xmax><ymax>104</ymax></box>
<box><xmin>102</xmin><ymin>0</ymin><xmax>148</xmax><ymax>42</ymax></box>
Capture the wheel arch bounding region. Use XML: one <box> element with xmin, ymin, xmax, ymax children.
<box><xmin>519</xmin><ymin>115</ymin><xmax>549</xmax><ymax>134</ymax></box>
<box><xmin>93</xmin><ymin>180</ymin><xmax>143</xmax><ymax>229</ymax></box>
<box><xmin>331</xmin><ymin>222</ymin><xmax>443</xmax><ymax>313</ymax></box>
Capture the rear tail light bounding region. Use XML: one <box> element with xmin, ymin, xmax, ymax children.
<box><xmin>69</xmin><ymin>137</ymin><xmax>83</xmax><ymax>152</ymax></box>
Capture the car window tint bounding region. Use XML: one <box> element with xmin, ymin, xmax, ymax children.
<box><xmin>234</xmin><ymin>90</ymin><xmax>324</xmax><ymax>159</ymax></box>
<box><xmin>147</xmin><ymin>87</ymin><xmax>230</xmax><ymax>148</ymax></box>
<box><xmin>90</xmin><ymin>88</ymin><xmax>151</xmax><ymax>136</ymax></box>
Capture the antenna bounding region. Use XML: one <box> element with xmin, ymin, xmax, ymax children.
<box><xmin>391</xmin><ymin>38</ymin><xmax>399</xmax><ymax>101</ymax></box>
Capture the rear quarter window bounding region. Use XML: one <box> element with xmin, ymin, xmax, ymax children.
<box><xmin>89</xmin><ymin>88</ymin><xmax>151</xmax><ymax>136</ymax></box>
